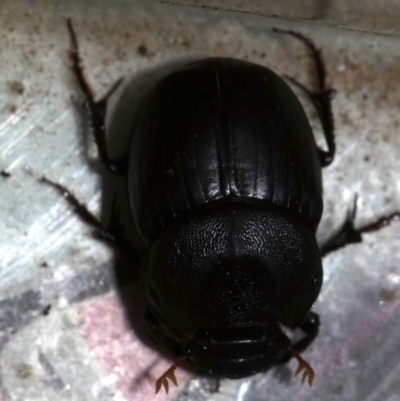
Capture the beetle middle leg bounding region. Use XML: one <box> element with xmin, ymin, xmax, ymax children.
<box><xmin>66</xmin><ymin>18</ymin><xmax>127</xmax><ymax>175</ymax></box>
<box><xmin>273</xmin><ymin>28</ymin><xmax>336</xmax><ymax>167</ymax></box>
<box><xmin>321</xmin><ymin>195</ymin><xmax>400</xmax><ymax>256</ymax></box>
<box><xmin>40</xmin><ymin>176</ymin><xmax>133</xmax><ymax>255</ymax></box>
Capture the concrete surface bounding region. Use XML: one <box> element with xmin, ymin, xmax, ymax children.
<box><xmin>1</xmin><ymin>1</ymin><xmax>400</xmax><ymax>400</ymax></box>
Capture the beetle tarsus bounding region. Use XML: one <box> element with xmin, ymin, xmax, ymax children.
<box><xmin>322</xmin><ymin>194</ymin><xmax>400</xmax><ymax>256</ymax></box>
<box><xmin>66</xmin><ymin>18</ymin><xmax>127</xmax><ymax>176</ymax></box>
<box><xmin>357</xmin><ymin>211</ymin><xmax>400</xmax><ymax>233</ymax></box>
<box><xmin>40</xmin><ymin>176</ymin><xmax>133</xmax><ymax>254</ymax></box>
<box><xmin>155</xmin><ymin>358</ymin><xmax>183</xmax><ymax>394</ymax></box>
<box><xmin>290</xmin><ymin>349</ymin><xmax>315</xmax><ymax>386</ymax></box>
<box><xmin>40</xmin><ymin>176</ymin><xmax>103</xmax><ymax>229</ymax></box>
<box><xmin>66</xmin><ymin>17</ymin><xmax>95</xmax><ymax>103</ymax></box>
<box><xmin>272</xmin><ymin>27</ymin><xmax>326</xmax><ymax>89</ymax></box>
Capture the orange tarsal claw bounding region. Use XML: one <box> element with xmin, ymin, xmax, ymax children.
<box><xmin>155</xmin><ymin>358</ymin><xmax>184</xmax><ymax>394</ymax></box>
<box><xmin>290</xmin><ymin>349</ymin><xmax>315</xmax><ymax>386</ymax></box>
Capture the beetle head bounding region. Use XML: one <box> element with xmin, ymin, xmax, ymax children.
<box><xmin>144</xmin><ymin>306</ymin><xmax>291</xmax><ymax>378</ymax></box>
<box><xmin>185</xmin><ymin>322</ymin><xmax>291</xmax><ymax>377</ymax></box>
<box><xmin>145</xmin><ymin>309</ymin><xmax>291</xmax><ymax>379</ymax></box>
<box><xmin>143</xmin><ymin>201</ymin><xmax>322</xmax><ymax>377</ymax></box>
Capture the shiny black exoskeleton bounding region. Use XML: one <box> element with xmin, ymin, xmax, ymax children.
<box><xmin>57</xmin><ymin>21</ymin><xmax>399</xmax><ymax>393</ymax></box>
<box><xmin>134</xmin><ymin>57</ymin><xmax>327</xmax><ymax>379</ymax></box>
<box><xmin>129</xmin><ymin>42</ymin><xmax>334</xmax><ymax>386</ymax></box>
<box><xmin>65</xmin><ymin>21</ymin><xmax>334</xmax><ymax>389</ymax></box>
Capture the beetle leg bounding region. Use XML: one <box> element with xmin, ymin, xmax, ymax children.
<box><xmin>290</xmin><ymin>349</ymin><xmax>315</xmax><ymax>386</ymax></box>
<box><xmin>272</xmin><ymin>28</ymin><xmax>336</xmax><ymax>168</ymax></box>
<box><xmin>279</xmin><ymin>313</ymin><xmax>318</xmax><ymax>386</ymax></box>
<box><xmin>40</xmin><ymin>176</ymin><xmax>134</xmax><ymax>256</ymax></box>
<box><xmin>280</xmin><ymin>311</ymin><xmax>320</xmax><ymax>364</ymax></box>
<box><xmin>66</xmin><ymin>18</ymin><xmax>127</xmax><ymax>175</ymax></box>
<box><xmin>321</xmin><ymin>195</ymin><xmax>400</xmax><ymax>256</ymax></box>
<box><xmin>320</xmin><ymin>195</ymin><xmax>361</xmax><ymax>255</ymax></box>
<box><xmin>208</xmin><ymin>377</ymin><xmax>221</xmax><ymax>393</ymax></box>
<box><xmin>155</xmin><ymin>357</ymin><xmax>184</xmax><ymax>394</ymax></box>
<box><xmin>40</xmin><ymin>176</ymin><xmax>104</xmax><ymax>229</ymax></box>
<box><xmin>292</xmin><ymin>311</ymin><xmax>320</xmax><ymax>354</ymax></box>
<box><xmin>279</xmin><ymin>312</ymin><xmax>319</xmax><ymax>372</ymax></box>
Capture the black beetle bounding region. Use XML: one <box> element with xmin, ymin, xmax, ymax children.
<box><xmin>44</xmin><ymin>20</ymin><xmax>399</xmax><ymax>394</ymax></box>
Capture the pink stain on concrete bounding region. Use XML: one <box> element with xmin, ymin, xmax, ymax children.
<box><xmin>77</xmin><ymin>293</ymin><xmax>190</xmax><ymax>401</ymax></box>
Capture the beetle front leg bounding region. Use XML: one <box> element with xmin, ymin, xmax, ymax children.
<box><xmin>279</xmin><ymin>311</ymin><xmax>320</xmax><ymax>364</ymax></box>
<box><xmin>67</xmin><ymin>18</ymin><xmax>127</xmax><ymax>175</ymax></box>
<box><xmin>279</xmin><ymin>312</ymin><xmax>319</xmax><ymax>385</ymax></box>
<box><xmin>291</xmin><ymin>313</ymin><xmax>319</xmax><ymax>386</ymax></box>
<box><xmin>292</xmin><ymin>311</ymin><xmax>320</xmax><ymax>354</ymax></box>
<box><xmin>273</xmin><ymin>28</ymin><xmax>336</xmax><ymax>168</ymax></box>
<box><xmin>321</xmin><ymin>195</ymin><xmax>400</xmax><ymax>256</ymax></box>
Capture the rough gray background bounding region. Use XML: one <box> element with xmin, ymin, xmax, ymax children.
<box><xmin>1</xmin><ymin>1</ymin><xmax>400</xmax><ymax>400</ymax></box>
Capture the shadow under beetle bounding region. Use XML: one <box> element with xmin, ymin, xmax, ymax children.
<box><xmin>44</xmin><ymin>19</ymin><xmax>400</xmax><ymax>394</ymax></box>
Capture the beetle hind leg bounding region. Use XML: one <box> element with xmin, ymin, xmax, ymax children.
<box><xmin>67</xmin><ymin>18</ymin><xmax>127</xmax><ymax>175</ymax></box>
<box><xmin>272</xmin><ymin>28</ymin><xmax>336</xmax><ymax>168</ymax></box>
<box><xmin>321</xmin><ymin>195</ymin><xmax>400</xmax><ymax>256</ymax></box>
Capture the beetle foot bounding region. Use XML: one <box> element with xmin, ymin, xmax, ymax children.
<box><xmin>40</xmin><ymin>176</ymin><xmax>103</xmax><ymax>229</ymax></box>
<box><xmin>40</xmin><ymin>176</ymin><xmax>136</xmax><ymax>257</ymax></box>
<box><xmin>66</xmin><ymin>18</ymin><xmax>96</xmax><ymax>102</ymax></box>
<box><xmin>290</xmin><ymin>349</ymin><xmax>315</xmax><ymax>386</ymax></box>
<box><xmin>155</xmin><ymin>358</ymin><xmax>183</xmax><ymax>394</ymax></box>
<box><xmin>66</xmin><ymin>18</ymin><xmax>127</xmax><ymax>175</ymax></box>
<box><xmin>272</xmin><ymin>27</ymin><xmax>325</xmax><ymax>90</ymax></box>
<box><xmin>357</xmin><ymin>210</ymin><xmax>400</xmax><ymax>234</ymax></box>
